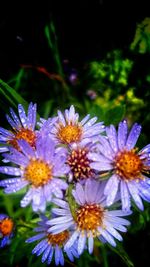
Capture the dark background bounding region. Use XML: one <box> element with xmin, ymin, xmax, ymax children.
<box><xmin>0</xmin><ymin>0</ymin><xmax>150</xmax><ymax>78</ymax></box>
<box><xmin>0</xmin><ymin>1</ymin><xmax>150</xmax><ymax>266</ymax></box>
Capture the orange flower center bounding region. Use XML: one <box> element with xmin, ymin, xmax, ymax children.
<box><xmin>0</xmin><ymin>218</ymin><xmax>14</xmax><ymax>236</ymax></box>
<box><xmin>24</xmin><ymin>159</ymin><xmax>52</xmax><ymax>187</ymax></box>
<box><xmin>76</xmin><ymin>204</ymin><xmax>104</xmax><ymax>235</ymax></box>
<box><xmin>57</xmin><ymin>123</ymin><xmax>82</xmax><ymax>144</ymax></box>
<box><xmin>115</xmin><ymin>149</ymin><xmax>143</xmax><ymax>180</ymax></box>
<box><xmin>47</xmin><ymin>230</ymin><xmax>69</xmax><ymax>246</ymax></box>
<box><xmin>8</xmin><ymin>128</ymin><xmax>36</xmax><ymax>150</ymax></box>
<box><xmin>67</xmin><ymin>148</ymin><xmax>93</xmax><ymax>180</ymax></box>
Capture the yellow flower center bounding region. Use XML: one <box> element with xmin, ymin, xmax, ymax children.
<box><xmin>8</xmin><ymin>128</ymin><xmax>36</xmax><ymax>150</ymax></box>
<box><xmin>24</xmin><ymin>159</ymin><xmax>52</xmax><ymax>187</ymax></box>
<box><xmin>57</xmin><ymin>123</ymin><xmax>82</xmax><ymax>144</ymax></box>
<box><xmin>47</xmin><ymin>230</ymin><xmax>69</xmax><ymax>246</ymax></box>
<box><xmin>0</xmin><ymin>218</ymin><xmax>14</xmax><ymax>236</ymax></box>
<box><xmin>67</xmin><ymin>148</ymin><xmax>93</xmax><ymax>180</ymax></box>
<box><xmin>76</xmin><ymin>204</ymin><xmax>104</xmax><ymax>235</ymax></box>
<box><xmin>115</xmin><ymin>149</ymin><xmax>143</xmax><ymax>180</ymax></box>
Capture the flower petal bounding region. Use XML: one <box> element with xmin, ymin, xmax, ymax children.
<box><xmin>118</xmin><ymin>120</ymin><xmax>128</xmax><ymax>150</ymax></box>
<box><xmin>78</xmin><ymin>232</ymin><xmax>86</xmax><ymax>255</ymax></box>
<box><xmin>127</xmin><ymin>182</ymin><xmax>144</xmax><ymax>210</ymax></box>
<box><xmin>106</xmin><ymin>125</ymin><xmax>118</xmax><ymax>152</ymax></box>
<box><xmin>126</xmin><ymin>123</ymin><xmax>142</xmax><ymax>150</ymax></box>
<box><xmin>120</xmin><ymin>181</ymin><xmax>131</xmax><ymax>211</ymax></box>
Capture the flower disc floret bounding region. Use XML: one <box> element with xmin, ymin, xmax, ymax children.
<box><xmin>57</xmin><ymin>124</ymin><xmax>82</xmax><ymax>144</ymax></box>
<box><xmin>47</xmin><ymin>231</ymin><xmax>69</xmax><ymax>246</ymax></box>
<box><xmin>67</xmin><ymin>148</ymin><xmax>93</xmax><ymax>180</ymax></box>
<box><xmin>24</xmin><ymin>159</ymin><xmax>52</xmax><ymax>187</ymax></box>
<box><xmin>76</xmin><ymin>204</ymin><xmax>104</xmax><ymax>233</ymax></box>
<box><xmin>8</xmin><ymin>128</ymin><xmax>36</xmax><ymax>150</ymax></box>
<box><xmin>0</xmin><ymin>217</ymin><xmax>14</xmax><ymax>236</ymax></box>
<box><xmin>115</xmin><ymin>149</ymin><xmax>143</xmax><ymax>180</ymax></box>
<box><xmin>0</xmin><ymin>214</ymin><xmax>14</xmax><ymax>248</ymax></box>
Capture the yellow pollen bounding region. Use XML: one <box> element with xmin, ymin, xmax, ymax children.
<box><xmin>47</xmin><ymin>230</ymin><xmax>69</xmax><ymax>246</ymax></box>
<box><xmin>0</xmin><ymin>218</ymin><xmax>14</xmax><ymax>236</ymax></box>
<box><xmin>115</xmin><ymin>149</ymin><xmax>143</xmax><ymax>180</ymax></box>
<box><xmin>24</xmin><ymin>159</ymin><xmax>52</xmax><ymax>187</ymax></box>
<box><xmin>67</xmin><ymin>148</ymin><xmax>93</xmax><ymax>180</ymax></box>
<box><xmin>8</xmin><ymin>128</ymin><xmax>36</xmax><ymax>150</ymax></box>
<box><xmin>76</xmin><ymin>204</ymin><xmax>104</xmax><ymax>232</ymax></box>
<box><xmin>57</xmin><ymin>123</ymin><xmax>82</xmax><ymax>144</ymax></box>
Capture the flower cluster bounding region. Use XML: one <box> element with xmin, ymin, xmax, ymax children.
<box><xmin>0</xmin><ymin>103</ymin><xmax>150</xmax><ymax>265</ymax></box>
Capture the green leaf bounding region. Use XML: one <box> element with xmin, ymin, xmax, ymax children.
<box><xmin>104</xmin><ymin>105</ymin><xmax>126</xmax><ymax>125</ymax></box>
<box><xmin>88</xmin><ymin>104</ymin><xmax>125</xmax><ymax>126</ymax></box>
<box><xmin>130</xmin><ymin>18</ymin><xmax>150</xmax><ymax>54</ymax></box>
<box><xmin>88</xmin><ymin>104</ymin><xmax>105</xmax><ymax>122</ymax></box>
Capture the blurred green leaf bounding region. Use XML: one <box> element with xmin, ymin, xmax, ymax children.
<box><xmin>88</xmin><ymin>104</ymin><xmax>105</xmax><ymax>122</ymax></box>
<box><xmin>130</xmin><ymin>17</ymin><xmax>150</xmax><ymax>54</ymax></box>
<box><xmin>104</xmin><ymin>105</ymin><xmax>126</xmax><ymax>125</ymax></box>
<box><xmin>88</xmin><ymin>104</ymin><xmax>126</xmax><ymax>125</ymax></box>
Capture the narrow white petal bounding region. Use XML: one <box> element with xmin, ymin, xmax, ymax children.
<box><xmin>78</xmin><ymin>232</ymin><xmax>86</xmax><ymax>255</ymax></box>
<box><xmin>88</xmin><ymin>234</ymin><xmax>94</xmax><ymax>254</ymax></box>
<box><xmin>127</xmin><ymin>182</ymin><xmax>144</xmax><ymax>210</ymax></box>
<box><xmin>120</xmin><ymin>181</ymin><xmax>131</xmax><ymax>211</ymax></box>
<box><xmin>64</xmin><ymin>231</ymin><xmax>79</xmax><ymax>249</ymax></box>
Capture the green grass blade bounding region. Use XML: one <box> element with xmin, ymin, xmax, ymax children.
<box><xmin>0</xmin><ymin>79</ymin><xmax>28</xmax><ymax>109</ymax></box>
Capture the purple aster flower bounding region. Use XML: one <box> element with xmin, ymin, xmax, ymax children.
<box><xmin>0</xmin><ymin>103</ymin><xmax>37</xmax><ymax>152</ymax></box>
<box><xmin>0</xmin><ymin>136</ymin><xmax>69</xmax><ymax>212</ymax></box>
<box><xmin>0</xmin><ymin>214</ymin><xmax>14</xmax><ymax>248</ymax></box>
<box><xmin>47</xmin><ymin>180</ymin><xmax>131</xmax><ymax>255</ymax></box>
<box><xmin>89</xmin><ymin>120</ymin><xmax>150</xmax><ymax>211</ymax></box>
<box><xmin>26</xmin><ymin>215</ymin><xmax>79</xmax><ymax>265</ymax></box>
<box><xmin>49</xmin><ymin>105</ymin><xmax>105</xmax><ymax>145</ymax></box>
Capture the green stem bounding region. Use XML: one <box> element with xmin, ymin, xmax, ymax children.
<box><xmin>101</xmin><ymin>245</ymin><xmax>109</xmax><ymax>267</ymax></box>
<box><xmin>16</xmin><ymin>220</ymin><xmax>35</xmax><ymax>229</ymax></box>
<box><xmin>3</xmin><ymin>194</ymin><xmax>14</xmax><ymax>217</ymax></box>
<box><xmin>45</xmin><ymin>21</ymin><xmax>70</xmax><ymax>98</ymax></box>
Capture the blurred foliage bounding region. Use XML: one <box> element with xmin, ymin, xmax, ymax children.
<box><xmin>88</xmin><ymin>50</ymin><xmax>133</xmax><ymax>91</ymax></box>
<box><xmin>130</xmin><ymin>17</ymin><xmax>150</xmax><ymax>54</ymax></box>
<box><xmin>0</xmin><ymin>16</ymin><xmax>150</xmax><ymax>267</ymax></box>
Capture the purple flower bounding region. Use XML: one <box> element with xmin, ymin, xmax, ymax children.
<box><xmin>47</xmin><ymin>180</ymin><xmax>131</xmax><ymax>255</ymax></box>
<box><xmin>89</xmin><ymin>120</ymin><xmax>150</xmax><ymax>211</ymax></box>
<box><xmin>0</xmin><ymin>103</ymin><xmax>37</xmax><ymax>152</ymax></box>
<box><xmin>0</xmin><ymin>214</ymin><xmax>14</xmax><ymax>248</ymax></box>
<box><xmin>26</xmin><ymin>215</ymin><xmax>79</xmax><ymax>265</ymax></box>
<box><xmin>49</xmin><ymin>105</ymin><xmax>104</xmax><ymax>145</ymax></box>
<box><xmin>0</xmin><ymin>136</ymin><xmax>69</xmax><ymax>212</ymax></box>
